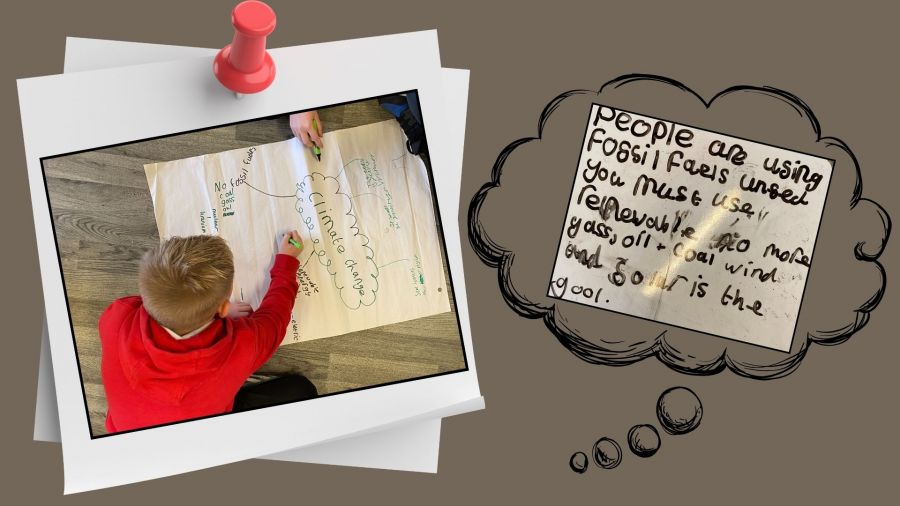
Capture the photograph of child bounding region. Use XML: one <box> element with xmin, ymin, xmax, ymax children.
<box><xmin>101</xmin><ymin>233</ymin><xmax>316</xmax><ymax>433</ymax></box>
<box><xmin>42</xmin><ymin>93</ymin><xmax>466</xmax><ymax>437</ymax></box>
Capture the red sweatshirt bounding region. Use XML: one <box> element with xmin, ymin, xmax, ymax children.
<box><xmin>99</xmin><ymin>254</ymin><xmax>300</xmax><ymax>433</ymax></box>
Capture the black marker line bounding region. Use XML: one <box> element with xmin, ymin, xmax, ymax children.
<box><xmin>379</xmin><ymin>258</ymin><xmax>410</xmax><ymax>269</ymax></box>
<box><xmin>301</xmin><ymin>250</ymin><xmax>316</xmax><ymax>269</ymax></box>
<box><xmin>244</xmin><ymin>180</ymin><xmax>294</xmax><ymax>198</ymax></box>
<box><xmin>351</xmin><ymin>192</ymin><xmax>390</xmax><ymax>207</ymax></box>
<box><xmin>335</xmin><ymin>157</ymin><xmax>366</xmax><ymax>180</ymax></box>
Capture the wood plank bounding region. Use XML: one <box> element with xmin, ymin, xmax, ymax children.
<box><xmin>325</xmin><ymin>353</ymin><xmax>440</xmax><ymax>389</ymax></box>
<box><xmin>99</xmin><ymin>126</ymin><xmax>247</xmax><ymax>162</ymax></box>
<box><xmin>234</xmin><ymin>118</ymin><xmax>293</xmax><ymax>144</ymax></box>
<box><xmin>84</xmin><ymin>382</ymin><xmax>109</xmax><ymax>436</ymax></box>
<box><xmin>44</xmin><ymin>151</ymin><xmax>153</xmax><ymax>189</ymax></box>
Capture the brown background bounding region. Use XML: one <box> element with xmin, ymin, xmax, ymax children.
<box><xmin>2</xmin><ymin>0</ymin><xmax>897</xmax><ymax>503</ymax></box>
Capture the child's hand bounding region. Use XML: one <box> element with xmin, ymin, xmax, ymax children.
<box><xmin>289</xmin><ymin>111</ymin><xmax>324</xmax><ymax>148</ymax></box>
<box><xmin>278</xmin><ymin>230</ymin><xmax>304</xmax><ymax>258</ymax></box>
<box><xmin>228</xmin><ymin>301</ymin><xmax>254</xmax><ymax>319</ymax></box>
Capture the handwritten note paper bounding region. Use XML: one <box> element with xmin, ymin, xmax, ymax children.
<box><xmin>549</xmin><ymin>104</ymin><xmax>833</xmax><ymax>351</ymax></box>
<box><xmin>145</xmin><ymin>120</ymin><xmax>451</xmax><ymax>345</ymax></box>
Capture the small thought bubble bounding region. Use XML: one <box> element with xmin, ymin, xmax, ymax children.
<box><xmin>657</xmin><ymin>386</ymin><xmax>702</xmax><ymax>435</ymax></box>
<box><xmin>592</xmin><ymin>437</ymin><xmax>622</xmax><ymax>469</ymax></box>
<box><xmin>627</xmin><ymin>424</ymin><xmax>661</xmax><ymax>457</ymax></box>
<box><xmin>569</xmin><ymin>451</ymin><xmax>589</xmax><ymax>474</ymax></box>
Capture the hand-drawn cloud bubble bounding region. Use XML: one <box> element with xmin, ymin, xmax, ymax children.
<box><xmin>296</xmin><ymin>172</ymin><xmax>379</xmax><ymax>309</ymax></box>
<box><xmin>627</xmin><ymin>424</ymin><xmax>661</xmax><ymax>458</ymax></box>
<box><xmin>656</xmin><ymin>387</ymin><xmax>702</xmax><ymax>435</ymax></box>
<box><xmin>569</xmin><ymin>452</ymin><xmax>589</xmax><ymax>474</ymax></box>
<box><xmin>592</xmin><ymin>437</ymin><xmax>623</xmax><ymax>469</ymax></box>
<box><xmin>468</xmin><ymin>75</ymin><xmax>890</xmax><ymax>379</ymax></box>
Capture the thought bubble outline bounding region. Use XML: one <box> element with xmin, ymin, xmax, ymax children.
<box><xmin>467</xmin><ymin>74</ymin><xmax>890</xmax><ymax>379</ymax></box>
<box><xmin>295</xmin><ymin>172</ymin><xmax>379</xmax><ymax>310</ymax></box>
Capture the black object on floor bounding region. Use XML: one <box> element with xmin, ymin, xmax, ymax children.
<box><xmin>378</xmin><ymin>94</ymin><xmax>431</xmax><ymax>169</ymax></box>
<box><xmin>232</xmin><ymin>374</ymin><xmax>319</xmax><ymax>411</ymax></box>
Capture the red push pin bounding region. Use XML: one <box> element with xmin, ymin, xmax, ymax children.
<box><xmin>213</xmin><ymin>1</ymin><xmax>277</xmax><ymax>97</ymax></box>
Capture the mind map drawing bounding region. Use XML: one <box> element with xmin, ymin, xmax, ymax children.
<box><xmin>145</xmin><ymin>119</ymin><xmax>451</xmax><ymax>345</ymax></box>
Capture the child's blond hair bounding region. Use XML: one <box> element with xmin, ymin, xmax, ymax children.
<box><xmin>138</xmin><ymin>235</ymin><xmax>234</xmax><ymax>335</ymax></box>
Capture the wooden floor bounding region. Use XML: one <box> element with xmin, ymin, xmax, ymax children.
<box><xmin>42</xmin><ymin>99</ymin><xmax>466</xmax><ymax>437</ymax></box>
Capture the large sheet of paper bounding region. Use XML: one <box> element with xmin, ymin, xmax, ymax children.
<box><xmin>145</xmin><ymin>120</ymin><xmax>451</xmax><ymax>344</ymax></box>
<box><xmin>549</xmin><ymin>104</ymin><xmax>833</xmax><ymax>351</ymax></box>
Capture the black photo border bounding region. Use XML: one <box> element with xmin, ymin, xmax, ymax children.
<box><xmin>39</xmin><ymin>89</ymin><xmax>470</xmax><ymax>439</ymax></box>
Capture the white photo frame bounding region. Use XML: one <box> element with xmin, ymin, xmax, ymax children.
<box><xmin>30</xmin><ymin>37</ymin><xmax>474</xmax><ymax>475</ymax></box>
<box><xmin>18</xmin><ymin>31</ymin><xmax>482</xmax><ymax>493</ymax></box>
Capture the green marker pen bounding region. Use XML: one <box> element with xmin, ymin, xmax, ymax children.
<box><xmin>311</xmin><ymin>118</ymin><xmax>322</xmax><ymax>161</ymax></box>
<box><xmin>288</xmin><ymin>238</ymin><xmax>303</xmax><ymax>250</ymax></box>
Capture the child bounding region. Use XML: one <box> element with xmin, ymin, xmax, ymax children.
<box><xmin>291</xmin><ymin>92</ymin><xmax>428</xmax><ymax>167</ymax></box>
<box><xmin>99</xmin><ymin>231</ymin><xmax>315</xmax><ymax>433</ymax></box>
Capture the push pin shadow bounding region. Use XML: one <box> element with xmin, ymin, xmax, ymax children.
<box><xmin>213</xmin><ymin>1</ymin><xmax>277</xmax><ymax>98</ymax></box>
